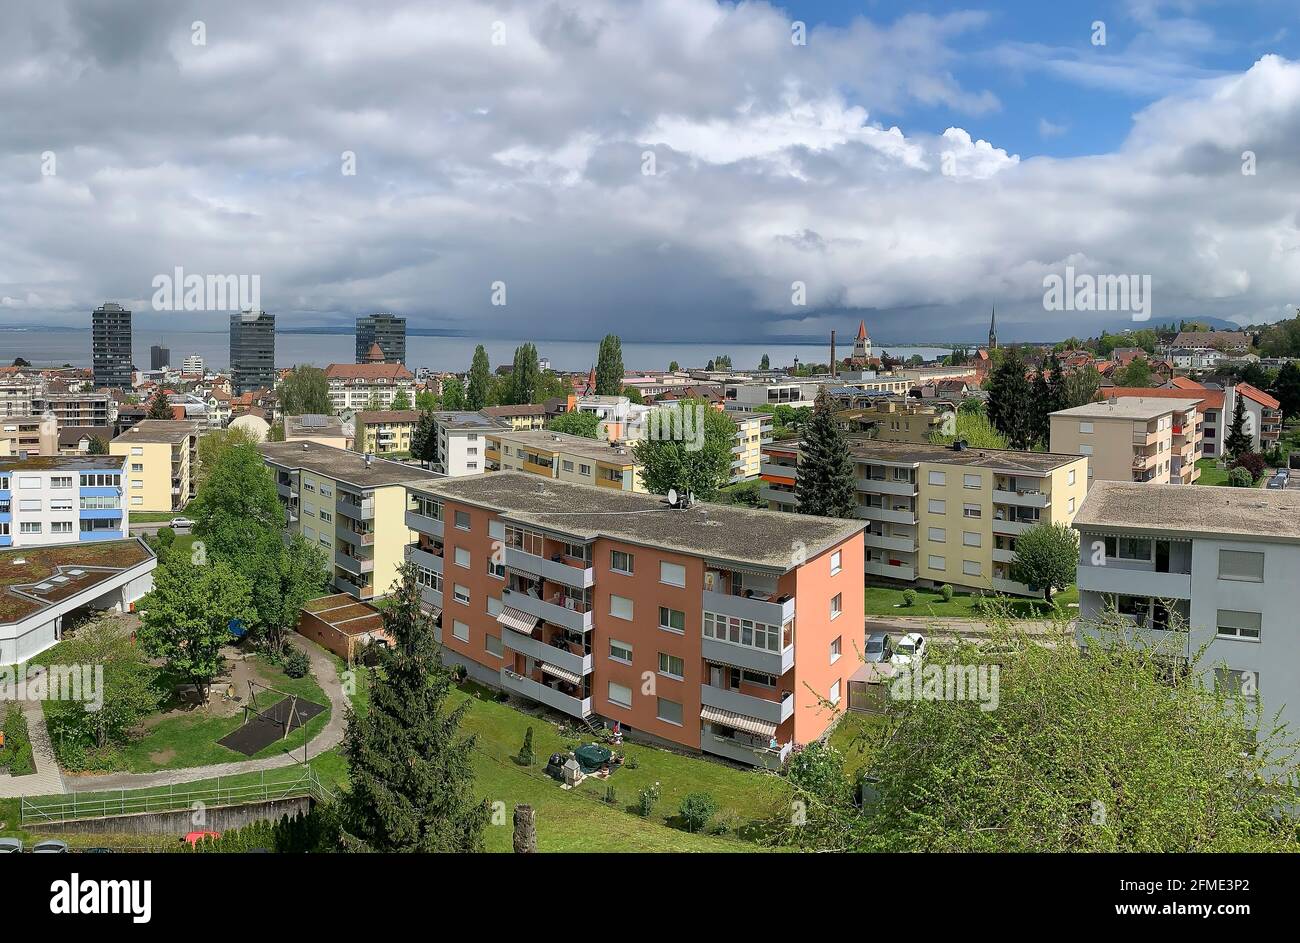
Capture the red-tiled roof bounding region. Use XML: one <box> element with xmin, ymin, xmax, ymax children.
<box><xmin>1235</xmin><ymin>382</ymin><xmax>1280</xmax><ymax>410</ymax></box>
<box><xmin>1169</xmin><ymin>376</ymin><xmax>1206</xmax><ymax>390</ymax></box>
<box><xmin>1107</xmin><ymin>386</ymin><xmax>1224</xmax><ymax>410</ymax></box>
<box><xmin>324</xmin><ymin>362</ymin><xmax>413</xmax><ymax>381</ymax></box>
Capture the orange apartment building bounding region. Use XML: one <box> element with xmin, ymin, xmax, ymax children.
<box><xmin>404</xmin><ymin>472</ymin><xmax>865</xmax><ymax>768</ymax></box>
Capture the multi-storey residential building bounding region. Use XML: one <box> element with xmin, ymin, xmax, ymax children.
<box><xmin>485</xmin><ymin>428</ymin><xmax>645</xmax><ymax>491</ymax></box>
<box><xmin>1050</xmin><ymin>397</ymin><xmax>1202</xmax><ymax>486</ymax></box>
<box><xmin>92</xmin><ymin>303</ymin><xmax>133</xmax><ymax>390</ymax></box>
<box><xmin>284</xmin><ymin>414</ymin><xmax>351</xmax><ymax>449</ymax></box>
<box><xmin>324</xmin><ymin>360</ymin><xmax>415</xmax><ymax>414</ymax></box>
<box><xmin>355</xmin><ymin>409</ymin><xmax>419</xmax><ymax>455</ymax></box>
<box><xmin>182</xmin><ymin>354</ymin><xmax>205</xmax><ymax>375</ymax></box>
<box><xmin>1226</xmin><ymin>383</ymin><xmax>1283</xmax><ymax>454</ymax></box>
<box><xmin>0</xmin><ymin>377</ymin><xmax>40</xmax><ymax>418</ymax></box>
<box><xmin>404</xmin><ymin>472</ymin><xmax>865</xmax><ymax>768</ymax></box>
<box><xmin>479</xmin><ymin>404</ymin><xmax>548</xmax><ymax>431</ymax></box>
<box><xmin>836</xmin><ymin>399</ymin><xmax>955</xmax><ymax>443</ymax></box>
<box><xmin>762</xmin><ymin>439</ymin><xmax>1088</xmax><ymax>596</ymax></box>
<box><xmin>230</xmin><ymin>310</ymin><xmax>276</xmax><ymax>395</ymax></box>
<box><xmin>724</xmin><ymin>379</ymin><xmax>820</xmax><ymax>409</ymax></box>
<box><xmin>728</xmin><ymin>410</ymin><xmax>771</xmax><ymax>483</ymax></box>
<box><xmin>1073</xmin><ymin>481</ymin><xmax>1300</xmax><ymax>738</ymax></box>
<box><xmin>33</xmin><ymin>390</ymin><xmax>115</xmax><ymax>427</ymax></box>
<box><xmin>430</xmin><ymin>411</ymin><xmax>500</xmax><ymax>476</ymax></box>
<box><xmin>110</xmin><ymin>420</ymin><xmax>200</xmax><ymax>513</ymax></box>
<box><xmin>0</xmin><ymin>415</ymin><xmax>58</xmax><ymax>458</ymax></box>
<box><xmin>0</xmin><ymin>455</ymin><xmax>130</xmax><ymax>547</ymax></box>
<box><xmin>354</xmin><ymin>314</ymin><xmax>407</xmax><ymax>365</ymax></box>
<box><xmin>260</xmin><ymin>442</ymin><xmax>442</xmax><ymax>601</ymax></box>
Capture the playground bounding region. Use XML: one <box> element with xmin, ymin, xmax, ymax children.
<box><xmin>217</xmin><ymin>681</ymin><xmax>326</xmax><ymax>757</ymax></box>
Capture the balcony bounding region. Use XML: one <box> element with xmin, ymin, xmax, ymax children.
<box><xmin>500</xmin><ymin>628</ymin><xmax>593</xmax><ymax>677</ymax></box>
<box><xmin>856</xmin><ymin>477</ymin><xmax>917</xmax><ymax>497</ymax></box>
<box><xmin>700</xmin><ymin>727</ymin><xmax>792</xmax><ymax>770</ymax></box>
<box><xmin>337</xmin><ymin>497</ymin><xmax>375</xmax><ymax>521</ymax></box>
<box><xmin>992</xmin><ymin>489</ymin><xmax>1049</xmax><ymax>508</ymax></box>
<box><xmin>336</xmin><ymin>548</ymin><xmax>374</xmax><ymax>575</ymax></box>
<box><xmin>501</xmin><ymin>587</ymin><xmax>592</xmax><ymax>633</ymax></box>
<box><xmin>504</xmin><ymin>547</ymin><xmax>595</xmax><ymax>590</ymax></box>
<box><xmin>1132</xmin><ymin>428</ymin><xmax>1159</xmax><ymax>445</ymax></box>
<box><xmin>759</xmin><ymin>486</ymin><xmax>797</xmax><ymax>506</ymax></box>
<box><xmin>334</xmin><ymin>572</ymin><xmax>375</xmax><ymax>600</ymax></box>
<box><xmin>406</xmin><ymin>545</ymin><xmax>444</xmax><ymax>574</ymax></box>
<box><xmin>701</xmin><ymin>635</ymin><xmax>794</xmax><ymax>677</ymax></box>
<box><xmin>405</xmin><ymin>508</ymin><xmax>444</xmax><ymax>538</ymax></box>
<box><xmin>991</xmin><ymin>576</ymin><xmax>1033</xmax><ymax>596</ymax></box>
<box><xmin>992</xmin><ymin>547</ymin><xmax>1016</xmax><ymax>564</ymax></box>
<box><xmin>1076</xmin><ymin>564</ymin><xmax>1192</xmax><ymax>599</ymax></box>
<box><xmin>856</xmin><ymin>505</ymin><xmax>917</xmax><ymax>525</ymax></box>
<box><xmin>418</xmin><ymin>585</ymin><xmax>443</xmax><ymax>611</ymax></box>
<box><xmin>863</xmin><ymin>532</ymin><xmax>918</xmax><ymax>554</ymax></box>
<box><xmin>500</xmin><ymin>667</ymin><xmax>591</xmax><ymax>718</ymax></box>
<box><xmin>865</xmin><ymin>560</ymin><xmax>916</xmax><ymax>581</ymax></box>
<box><xmin>992</xmin><ymin>517</ymin><xmax>1037</xmax><ymax>536</ymax></box>
<box><xmin>701</xmin><ymin>684</ymin><xmax>794</xmax><ymax>725</ymax></box>
<box><xmin>701</xmin><ymin>588</ymin><xmax>795</xmax><ymax>628</ymax></box>
<box><xmin>759</xmin><ymin>462</ymin><xmax>798</xmax><ymax>480</ymax></box>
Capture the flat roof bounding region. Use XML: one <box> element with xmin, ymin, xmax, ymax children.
<box><xmin>259</xmin><ymin>441</ymin><xmax>444</xmax><ymax>489</ymax></box>
<box><xmin>1073</xmin><ymin>480</ymin><xmax>1300</xmax><ymax>542</ymax></box>
<box><xmin>434</xmin><ymin>411</ymin><xmax>503</xmax><ymax>430</ymax></box>
<box><xmin>0</xmin><ymin>538</ymin><xmax>154</xmax><ymax>625</ymax></box>
<box><xmin>111</xmin><ymin>419</ymin><xmax>200</xmax><ymax>444</ymax></box>
<box><xmin>411</xmin><ymin>471</ymin><xmax>864</xmax><ymax>572</ymax></box>
<box><xmin>302</xmin><ymin>593</ymin><xmax>386</xmax><ymax>636</ymax></box>
<box><xmin>1050</xmin><ymin>397</ymin><xmax>1200</xmax><ymax>421</ymax></box>
<box><xmin>847</xmin><ymin>438</ymin><xmax>1083</xmax><ymax>473</ymax></box>
<box><xmin>489</xmin><ymin>428</ymin><xmax>639</xmax><ymax>465</ymax></box>
<box><xmin>285</xmin><ymin>414</ymin><xmax>345</xmax><ymax>437</ymax></box>
<box><xmin>0</xmin><ymin>455</ymin><xmax>124</xmax><ymax>473</ymax></box>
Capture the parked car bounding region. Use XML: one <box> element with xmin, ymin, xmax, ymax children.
<box><xmin>182</xmin><ymin>831</ymin><xmax>220</xmax><ymax>847</ymax></box>
<box><xmin>864</xmin><ymin>631</ymin><xmax>893</xmax><ymax>663</ymax></box>
<box><xmin>32</xmin><ymin>839</ymin><xmax>69</xmax><ymax>854</ymax></box>
<box><xmin>891</xmin><ymin>632</ymin><xmax>927</xmax><ymax>667</ymax></box>
<box><xmin>1267</xmin><ymin>475</ymin><xmax>1286</xmax><ymax>489</ymax></box>
<box><xmin>169</xmin><ymin>517</ymin><xmax>195</xmax><ymax>530</ymax></box>
<box><xmin>0</xmin><ymin>838</ymin><xmax>22</xmax><ymax>854</ymax></box>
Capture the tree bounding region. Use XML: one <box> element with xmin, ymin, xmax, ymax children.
<box><xmin>1272</xmin><ymin>360</ymin><xmax>1300</xmax><ymax>420</ymax></box>
<box><xmin>146</xmin><ymin>386</ymin><xmax>172</xmax><ymax>420</ymax></box>
<box><xmin>189</xmin><ymin>442</ymin><xmax>284</xmax><ymax>562</ymax></box>
<box><xmin>414</xmin><ymin>389</ymin><xmax>439</xmax><ymax>412</ymax></box>
<box><xmin>195</xmin><ymin>425</ymin><xmax>258</xmax><ymax>492</ymax></box>
<box><xmin>985</xmin><ymin>348</ymin><xmax>1035</xmax><ymax>449</ymax></box>
<box><xmin>138</xmin><ymin>556</ymin><xmax>253</xmax><ymax>699</ymax></box>
<box><xmin>621</xmin><ymin>386</ymin><xmax>644</xmax><ymax>404</ymax></box>
<box><xmin>679</xmin><ymin>792</ymin><xmax>718</xmax><ymax>833</ymax></box>
<box><xmin>1029</xmin><ymin>367</ymin><xmax>1052</xmax><ymax>448</ymax></box>
<box><xmin>411</xmin><ymin>409</ymin><xmax>437</xmax><ymax>464</ymax></box>
<box><xmin>441</xmin><ymin>376</ymin><xmax>467</xmax><ymax>411</ymax></box>
<box><xmin>508</xmin><ymin>343</ymin><xmax>541</xmax><ymax>405</ymax></box>
<box><xmin>595</xmin><ymin>334</ymin><xmax>624</xmax><ymax>396</ymax></box>
<box><xmin>1227</xmin><ymin>467</ymin><xmax>1252</xmax><ymax>487</ymax></box>
<box><xmin>278</xmin><ymin>365</ymin><xmax>332</xmax><ymax>415</ymax></box>
<box><xmin>1224</xmin><ymin>393</ymin><xmax>1252</xmax><ymax>459</ymax></box>
<box><xmin>632</xmin><ymin>400</ymin><xmax>736</xmax><ymax>501</ymax></box>
<box><xmin>391</xmin><ymin>389</ymin><xmax>412</xmax><ymax>410</ymax></box>
<box><xmin>255</xmin><ymin>534</ymin><xmax>329</xmax><ymax>655</ymax></box>
<box><xmin>545</xmin><ymin>411</ymin><xmax>600</xmax><ymax>438</ymax></box>
<box><xmin>87</xmin><ymin>435</ymin><xmax>109</xmax><ymax>455</ymax></box>
<box><xmin>760</xmin><ymin>354</ymin><xmax>770</xmax><ymax>370</ymax></box>
<box><xmin>1063</xmin><ymin>364</ymin><xmax>1102</xmax><ymax>409</ymax></box>
<box><xmin>467</xmin><ymin>345</ymin><xmax>492</xmax><ymax>410</ymax></box>
<box><xmin>794</xmin><ymin>388</ymin><xmax>857</xmax><ymax>518</ymax></box>
<box><xmin>930</xmin><ymin>411</ymin><xmax>1007</xmax><ymax>449</ymax></box>
<box><xmin>1114</xmin><ymin>357</ymin><xmax>1153</xmax><ymax>388</ymax></box>
<box><xmin>668</xmin><ymin>360</ymin><xmax>680</xmax><ymax>372</ymax></box>
<box><xmin>339</xmin><ymin>562</ymin><xmax>490</xmax><ymax>852</ymax></box>
<box><xmin>1009</xmin><ymin>522</ymin><xmax>1078</xmax><ymax>603</ymax></box>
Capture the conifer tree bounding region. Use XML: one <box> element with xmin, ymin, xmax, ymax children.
<box><xmin>986</xmin><ymin>347</ymin><xmax>1035</xmax><ymax>449</ymax></box>
<box><xmin>595</xmin><ymin>334</ymin><xmax>624</xmax><ymax>396</ymax></box>
<box><xmin>466</xmin><ymin>345</ymin><xmax>492</xmax><ymax>410</ymax></box>
<box><xmin>795</xmin><ymin>388</ymin><xmax>857</xmax><ymax>518</ymax></box>
<box><xmin>1224</xmin><ymin>393</ymin><xmax>1252</xmax><ymax>459</ymax></box>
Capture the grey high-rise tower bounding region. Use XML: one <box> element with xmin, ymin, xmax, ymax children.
<box><xmin>230</xmin><ymin>310</ymin><xmax>276</xmax><ymax>395</ymax></box>
<box><xmin>92</xmin><ymin>302</ymin><xmax>133</xmax><ymax>389</ymax></box>
<box><xmin>355</xmin><ymin>313</ymin><xmax>406</xmax><ymax>364</ymax></box>
<box><xmin>150</xmin><ymin>344</ymin><xmax>171</xmax><ymax>370</ymax></box>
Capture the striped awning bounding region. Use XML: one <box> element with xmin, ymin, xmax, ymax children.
<box><xmin>539</xmin><ymin>661</ymin><xmax>582</xmax><ymax>686</ymax></box>
<box><xmin>700</xmin><ymin>704</ymin><xmax>776</xmax><ymax>738</ymax></box>
<box><xmin>497</xmin><ymin>606</ymin><xmax>540</xmax><ymax>635</ymax></box>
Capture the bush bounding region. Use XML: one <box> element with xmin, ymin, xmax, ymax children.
<box><xmin>154</xmin><ymin>526</ymin><xmax>175</xmax><ymax>554</ymax></box>
<box><xmin>637</xmin><ymin>782</ymin><xmax>661</xmax><ymax>818</ymax></box>
<box><xmin>1227</xmin><ymin>467</ymin><xmax>1252</xmax><ymax>488</ymax></box>
<box><xmin>940</xmin><ymin>584</ymin><xmax>954</xmax><ymax>602</ymax></box>
<box><xmin>901</xmin><ymin>589</ymin><xmax>917</xmax><ymax>607</ymax></box>
<box><xmin>603</xmin><ymin>785</ymin><xmax>617</xmax><ymax>805</ymax></box>
<box><xmin>282</xmin><ymin>648</ymin><xmax>310</xmax><ymax>679</ymax></box>
<box><xmin>517</xmin><ymin>726</ymin><xmax>535</xmax><ymax>766</ymax></box>
<box><xmin>679</xmin><ymin>792</ymin><xmax>719</xmax><ymax>833</ymax></box>
<box><xmin>1230</xmin><ymin>452</ymin><xmax>1267</xmax><ymax>482</ymax></box>
<box><xmin>0</xmin><ymin>704</ymin><xmax>35</xmax><ymax>776</ymax></box>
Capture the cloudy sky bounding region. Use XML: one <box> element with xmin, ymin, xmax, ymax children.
<box><xmin>2</xmin><ymin>0</ymin><xmax>1300</xmax><ymax>344</ymax></box>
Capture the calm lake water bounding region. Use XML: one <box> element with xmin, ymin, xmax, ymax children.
<box><xmin>1</xmin><ymin>329</ymin><xmax>953</xmax><ymax>373</ymax></box>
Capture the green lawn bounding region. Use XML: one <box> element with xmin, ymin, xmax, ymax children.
<box><xmin>865</xmin><ymin>584</ymin><xmax>1078</xmax><ymax>619</ymax></box>
<box><xmin>130</xmin><ymin>511</ymin><xmax>187</xmax><ymax>523</ymax></box>
<box><xmin>1195</xmin><ymin>457</ymin><xmax>1230</xmax><ymax>486</ymax></box>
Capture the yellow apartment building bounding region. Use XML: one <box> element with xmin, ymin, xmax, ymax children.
<box><xmin>110</xmin><ymin>420</ymin><xmax>200</xmax><ymax>513</ymax></box>
<box><xmin>355</xmin><ymin>409</ymin><xmax>420</xmax><ymax>455</ymax></box>
<box><xmin>1049</xmin><ymin>397</ymin><xmax>1202</xmax><ymax>487</ymax></box>
<box><xmin>479</xmin><ymin>404</ymin><xmax>548</xmax><ymax>431</ymax></box>
<box><xmin>728</xmin><ymin>411</ymin><xmax>772</xmax><ymax>483</ymax></box>
<box><xmin>486</xmin><ymin>428</ymin><xmax>645</xmax><ymax>492</ymax></box>
<box><xmin>836</xmin><ymin>399</ymin><xmax>955</xmax><ymax>443</ymax></box>
<box><xmin>259</xmin><ymin>441</ymin><xmax>442</xmax><ymax>601</ymax></box>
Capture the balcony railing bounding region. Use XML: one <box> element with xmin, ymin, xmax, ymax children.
<box><xmin>856</xmin><ymin>505</ymin><xmax>916</xmax><ymax>525</ymax></box>
<box><xmin>501</xmin><ymin>587</ymin><xmax>592</xmax><ymax>633</ymax></box>
<box><xmin>701</xmin><ymin>635</ymin><xmax>793</xmax><ymax>677</ymax></box>
<box><xmin>701</xmin><ymin>588</ymin><xmax>794</xmax><ymax>627</ymax></box>
<box><xmin>499</xmin><ymin>668</ymin><xmax>591</xmax><ymax>718</ymax></box>
<box><xmin>863</xmin><ymin>532</ymin><xmax>918</xmax><ymax>554</ymax></box>
<box><xmin>504</xmin><ymin>547</ymin><xmax>595</xmax><ymax>590</ymax></box>
<box><xmin>865</xmin><ymin>560</ymin><xmax>916</xmax><ymax>581</ymax></box>
<box><xmin>700</xmin><ymin>727</ymin><xmax>792</xmax><ymax>770</ymax></box>
<box><xmin>337</xmin><ymin>497</ymin><xmax>375</xmax><ymax>521</ymax></box>
<box><xmin>500</xmin><ymin>629</ymin><xmax>592</xmax><ymax>677</ymax></box>
<box><xmin>701</xmin><ymin>684</ymin><xmax>794</xmax><ymax>725</ymax></box>
<box><xmin>335</xmin><ymin>548</ymin><xmax>374</xmax><ymax>575</ymax></box>
<box><xmin>1076</xmin><ymin>564</ymin><xmax>1192</xmax><ymax>599</ymax></box>
<box><xmin>992</xmin><ymin>489</ymin><xmax>1049</xmax><ymax>508</ymax></box>
<box><xmin>406</xmin><ymin>545</ymin><xmax>444</xmax><ymax>574</ymax></box>
<box><xmin>405</xmin><ymin>508</ymin><xmax>443</xmax><ymax>538</ymax></box>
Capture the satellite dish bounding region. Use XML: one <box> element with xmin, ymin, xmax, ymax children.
<box><xmin>667</xmin><ymin>488</ymin><xmax>679</xmax><ymax>507</ymax></box>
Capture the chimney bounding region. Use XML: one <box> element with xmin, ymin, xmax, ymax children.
<box><xmin>830</xmin><ymin>330</ymin><xmax>837</xmax><ymax>379</ymax></box>
<box><xmin>365</xmin><ymin>453</ymin><xmax>373</xmax><ymax>468</ymax></box>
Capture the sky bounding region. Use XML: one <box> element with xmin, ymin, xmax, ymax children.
<box><xmin>2</xmin><ymin>0</ymin><xmax>1300</xmax><ymax>345</ymax></box>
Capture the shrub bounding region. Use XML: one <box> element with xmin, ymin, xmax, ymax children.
<box><xmin>626</xmin><ymin>755</ymin><xmax>639</xmax><ymax>770</ymax></box>
<box><xmin>603</xmin><ymin>784</ymin><xmax>617</xmax><ymax>805</ymax></box>
<box><xmin>940</xmin><ymin>584</ymin><xmax>954</xmax><ymax>602</ymax></box>
<box><xmin>517</xmin><ymin>726</ymin><xmax>535</xmax><ymax>766</ymax></box>
<box><xmin>679</xmin><ymin>792</ymin><xmax>719</xmax><ymax>833</ymax></box>
<box><xmin>282</xmin><ymin>648</ymin><xmax>310</xmax><ymax>679</ymax></box>
<box><xmin>1227</xmin><ymin>467</ymin><xmax>1252</xmax><ymax>488</ymax></box>
<box><xmin>637</xmin><ymin>782</ymin><xmax>661</xmax><ymax>818</ymax></box>
<box><xmin>154</xmin><ymin>527</ymin><xmax>175</xmax><ymax>554</ymax></box>
<box><xmin>901</xmin><ymin>589</ymin><xmax>917</xmax><ymax>607</ymax></box>
<box><xmin>1230</xmin><ymin>452</ymin><xmax>1267</xmax><ymax>482</ymax></box>
<box><xmin>0</xmin><ymin>704</ymin><xmax>34</xmax><ymax>776</ymax></box>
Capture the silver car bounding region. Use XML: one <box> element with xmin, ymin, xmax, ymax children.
<box><xmin>0</xmin><ymin>838</ymin><xmax>22</xmax><ymax>854</ymax></box>
<box><xmin>32</xmin><ymin>839</ymin><xmax>69</xmax><ymax>854</ymax></box>
<box><xmin>864</xmin><ymin>631</ymin><xmax>892</xmax><ymax>663</ymax></box>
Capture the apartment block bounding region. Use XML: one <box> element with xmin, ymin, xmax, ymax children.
<box><xmin>485</xmin><ymin>428</ymin><xmax>644</xmax><ymax>491</ymax></box>
<box><xmin>0</xmin><ymin>377</ymin><xmax>40</xmax><ymax>418</ymax></box>
<box><xmin>261</xmin><ymin>442</ymin><xmax>443</xmax><ymax>601</ymax></box>
<box><xmin>724</xmin><ymin>379</ymin><xmax>820</xmax><ymax>409</ymax></box>
<box><xmin>355</xmin><ymin>409</ymin><xmax>420</xmax><ymax>455</ymax></box>
<box><xmin>0</xmin><ymin>455</ymin><xmax>130</xmax><ymax>548</ymax></box>
<box><xmin>354</xmin><ymin>313</ymin><xmax>407</xmax><ymax>365</ymax></box>
<box><xmin>836</xmin><ymin>399</ymin><xmax>955</xmax><ymax>443</ymax></box>
<box><xmin>728</xmin><ymin>411</ymin><xmax>772</xmax><ymax>483</ymax></box>
<box><xmin>92</xmin><ymin>302</ymin><xmax>133</xmax><ymax>390</ymax></box>
<box><xmin>284</xmin><ymin>414</ymin><xmax>350</xmax><ymax>450</ymax></box>
<box><xmin>34</xmin><ymin>390</ymin><xmax>115</xmax><ymax>427</ymax></box>
<box><xmin>404</xmin><ymin>472</ymin><xmax>865</xmax><ymax>768</ymax></box>
<box><xmin>430</xmin><ymin>411</ymin><xmax>501</xmax><ymax>477</ymax></box>
<box><xmin>230</xmin><ymin>310</ymin><xmax>276</xmax><ymax>395</ymax></box>
<box><xmin>1050</xmin><ymin>397</ymin><xmax>1202</xmax><ymax>486</ymax></box>
<box><xmin>324</xmin><ymin>361</ymin><xmax>414</xmax><ymax>413</ymax></box>
<box><xmin>1073</xmin><ymin>482</ymin><xmax>1300</xmax><ymax>739</ymax></box>
<box><xmin>0</xmin><ymin>415</ymin><xmax>58</xmax><ymax>458</ymax></box>
<box><xmin>761</xmin><ymin>439</ymin><xmax>1088</xmax><ymax>596</ymax></box>
<box><xmin>479</xmin><ymin>404</ymin><xmax>549</xmax><ymax>431</ymax></box>
<box><xmin>110</xmin><ymin>420</ymin><xmax>200</xmax><ymax>513</ymax></box>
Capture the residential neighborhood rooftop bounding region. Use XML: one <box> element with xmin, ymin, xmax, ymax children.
<box><xmin>846</xmin><ymin>438</ymin><xmax>1084</xmax><ymax>472</ymax></box>
<box><xmin>111</xmin><ymin>419</ymin><xmax>200</xmax><ymax>444</ymax></box>
<box><xmin>1051</xmin><ymin>397</ymin><xmax>1202</xmax><ymax>421</ymax></box>
<box><xmin>259</xmin><ymin>441</ymin><xmax>443</xmax><ymax>488</ymax></box>
<box><xmin>355</xmin><ymin>410</ymin><xmax>420</xmax><ymax>424</ymax></box>
<box><xmin>433</xmin><ymin>411</ymin><xmax>504</xmax><ymax>430</ymax></box>
<box><xmin>489</xmin><ymin>428</ymin><xmax>640</xmax><ymax>464</ymax></box>
<box><xmin>480</xmin><ymin>404</ymin><xmax>547</xmax><ymax>418</ymax></box>
<box><xmin>0</xmin><ymin>454</ymin><xmax>125</xmax><ymax>472</ymax></box>
<box><xmin>1074</xmin><ymin>480</ymin><xmax>1300</xmax><ymax>542</ymax></box>
<box><xmin>0</xmin><ymin>538</ymin><xmax>155</xmax><ymax>624</ymax></box>
<box><xmin>285</xmin><ymin>414</ymin><xmax>345</xmax><ymax>437</ymax></box>
<box><xmin>412</xmin><ymin>471</ymin><xmax>865</xmax><ymax>570</ymax></box>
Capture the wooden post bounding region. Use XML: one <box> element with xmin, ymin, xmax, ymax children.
<box><xmin>513</xmin><ymin>804</ymin><xmax>536</xmax><ymax>854</ymax></box>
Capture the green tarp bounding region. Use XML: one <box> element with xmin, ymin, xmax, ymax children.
<box><xmin>574</xmin><ymin>744</ymin><xmax>612</xmax><ymax>773</ymax></box>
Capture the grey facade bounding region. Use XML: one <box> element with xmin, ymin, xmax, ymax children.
<box><xmin>355</xmin><ymin>313</ymin><xmax>406</xmax><ymax>364</ymax></box>
<box><xmin>150</xmin><ymin>344</ymin><xmax>170</xmax><ymax>370</ymax></box>
<box><xmin>92</xmin><ymin>303</ymin><xmax>133</xmax><ymax>389</ymax></box>
<box><xmin>230</xmin><ymin>310</ymin><xmax>275</xmax><ymax>395</ymax></box>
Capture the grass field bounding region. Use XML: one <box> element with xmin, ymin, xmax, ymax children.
<box><xmin>1195</xmin><ymin>457</ymin><xmax>1230</xmax><ymax>486</ymax></box>
<box><xmin>865</xmin><ymin>584</ymin><xmax>1078</xmax><ymax>619</ymax></box>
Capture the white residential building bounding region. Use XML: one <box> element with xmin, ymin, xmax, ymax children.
<box><xmin>431</xmin><ymin>411</ymin><xmax>502</xmax><ymax>477</ymax></box>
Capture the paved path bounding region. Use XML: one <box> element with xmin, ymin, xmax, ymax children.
<box><xmin>0</xmin><ymin>698</ymin><xmax>66</xmax><ymax>799</ymax></box>
<box><xmin>1</xmin><ymin>635</ymin><xmax>348</xmax><ymax>798</ymax></box>
<box><xmin>866</xmin><ymin>615</ymin><xmax>1076</xmax><ymax>644</ymax></box>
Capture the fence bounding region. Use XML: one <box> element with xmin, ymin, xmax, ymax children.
<box><xmin>19</xmin><ymin>766</ymin><xmax>335</xmax><ymax>827</ymax></box>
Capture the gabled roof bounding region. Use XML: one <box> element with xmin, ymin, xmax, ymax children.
<box><xmin>1235</xmin><ymin>382</ymin><xmax>1280</xmax><ymax>410</ymax></box>
<box><xmin>324</xmin><ymin>362</ymin><xmax>413</xmax><ymax>382</ymax></box>
<box><xmin>1169</xmin><ymin>376</ymin><xmax>1205</xmax><ymax>390</ymax></box>
<box><xmin>1105</xmin><ymin>386</ymin><xmax>1223</xmax><ymax>410</ymax></box>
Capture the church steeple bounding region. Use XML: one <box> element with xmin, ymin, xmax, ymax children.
<box><xmin>988</xmin><ymin>308</ymin><xmax>997</xmax><ymax>350</ymax></box>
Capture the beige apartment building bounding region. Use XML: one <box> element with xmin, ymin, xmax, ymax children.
<box><xmin>284</xmin><ymin>414</ymin><xmax>351</xmax><ymax>450</ymax></box>
<box><xmin>835</xmin><ymin>399</ymin><xmax>955</xmax><ymax>443</ymax></box>
<box><xmin>1049</xmin><ymin>397</ymin><xmax>1202</xmax><ymax>486</ymax></box>
<box><xmin>729</xmin><ymin>410</ymin><xmax>772</xmax><ymax>483</ymax></box>
<box><xmin>355</xmin><ymin>409</ymin><xmax>419</xmax><ymax>455</ymax></box>
<box><xmin>486</xmin><ymin>428</ymin><xmax>645</xmax><ymax>492</ymax></box>
<box><xmin>762</xmin><ymin>439</ymin><xmax>1088</xmax><ymax>596</ymax></box>
<box><xmin>110</xmin><ymin>420</ymin><xmax>201</xmax><ymax>512</ymax></box>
